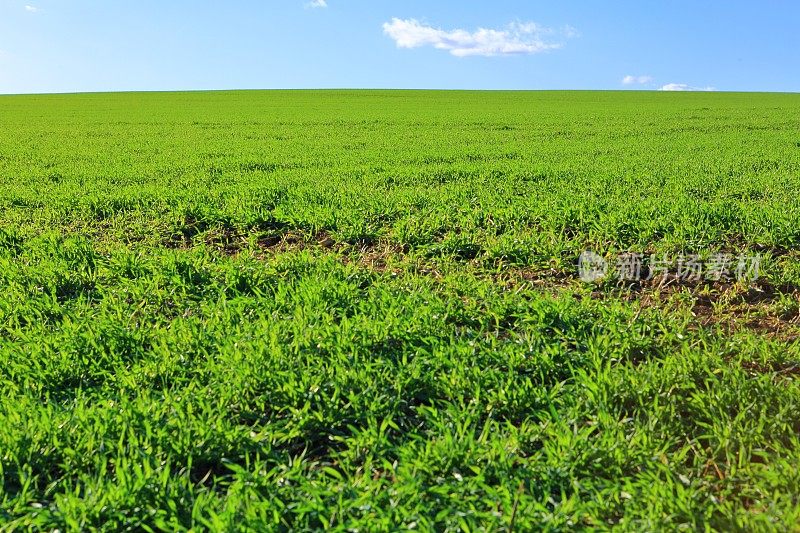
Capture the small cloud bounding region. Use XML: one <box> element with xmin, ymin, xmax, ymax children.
<box><xmin>622</xmin><ymin>75</ymin><xmax>653</xmax><ymax>85</ymax></box>
<box><xmin>659</xmin><ymin>83</ymin><xmax>716</xmax><ymax>92</ymax></box>
<box><xmin>382</xmin><ymin>18</ymin><xmax>574</xmax><ymax>57</ymax></box>
<box><xmin>562</xmin><ymin>25</ymin><xmax>581</xmax><ymax>39</ymax></box>
<box><xmin>24</xmin><ymin>5</ymin><xmax>40</xmax><ymax>12</ymax></box>
<box><xmin>306</xmin><ymin>0</ymin><xmax>327</xmax><ymax>8</ymax></box>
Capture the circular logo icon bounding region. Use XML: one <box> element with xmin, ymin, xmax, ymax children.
<box><xmin>578</xmin><ymin>251</ymin><xmax>607</xmax><ymax>282</ymax></box>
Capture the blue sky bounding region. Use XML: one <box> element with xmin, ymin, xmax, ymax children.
<box><xmin>0</xmin><ymin>0</ymin><xmax>797</xmax><ymax>94</ymax></box>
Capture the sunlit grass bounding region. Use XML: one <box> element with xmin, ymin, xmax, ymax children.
<box><xmin>1</xmin><ymin>90</ymin><xmax>800</xmax><ymax>530</ymax></box>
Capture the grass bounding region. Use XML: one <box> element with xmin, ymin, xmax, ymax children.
<box><xmin>1</xmin><ymin>89</ymin><xmax>800</xmax><ymax>530</ymax></box>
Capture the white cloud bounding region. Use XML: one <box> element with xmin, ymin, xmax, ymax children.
<box><xmin>562</xmin><ymin>25</ymin><xmax>580</xmax><ymax>39</ymax></box>
<box><xmin>24</xmin><ymin>5</ymin><xmax>40</xmax><ymax>12</ymax></box>
<box><xmin>659</xmin><ymin>83</ymin><xmax>716</xmax><ymax>92</ymax></box>
<box><xmin>622</xmin><ymin>75</ymin><xmax>653</xmax><ymax>85</ymax></box>
<box><xmin>306</xmin><ymin>0</ymin><xmax>327</xmax><ymax>8</ymax></box>
<box><xmin>382</xmin><ymin>18</ymin><xmax>572</xmax><ymax>57</ymax></box>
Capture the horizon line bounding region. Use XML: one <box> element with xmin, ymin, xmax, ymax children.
<box><xmin>1</xmin><ymin>88</ymin><xmax>798</xmax><ymax>97</ymax></box>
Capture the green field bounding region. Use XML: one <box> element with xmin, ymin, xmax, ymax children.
<box><xmin>2</xmin><ymin>90</ymin><xmax>800</xmax><ymax>530</ymax></box>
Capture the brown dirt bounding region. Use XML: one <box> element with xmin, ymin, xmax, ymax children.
<box><xmin>162</xmin><ymin>225</ymin><xmax>800</xmax><ymax>341</ymax></box>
